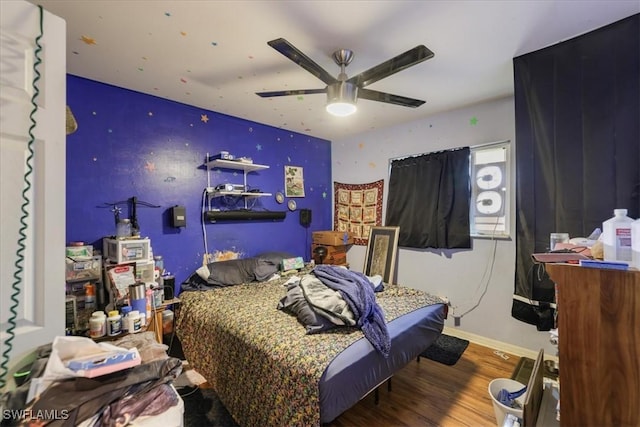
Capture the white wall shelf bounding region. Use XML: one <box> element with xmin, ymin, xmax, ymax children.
<box><xmin>206</xmin><ymin>190</ymin><xmax>273</xmax><ymax>198</ymax></box>
<box><xmin>204</xmin><ymin>155</ymin><xmax>271</xmax><ymax>210</ymax></box>
<box><xmin>204</xmin><ymin>158</ymin><xmax>268</xmax><ymax>173</ymax></box>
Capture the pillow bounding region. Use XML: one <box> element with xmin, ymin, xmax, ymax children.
<box><xmin>256</xmin><ymin>251</ymin><xmax>296</xmax><ymax>266</ymax></box>
<box><xmin>206</xmin><ymin>257</ymin><xmax>259</xmax><ymax>286</ymax></box>
<box><xmin>253</xmin><ymin>259</ymin><xmax>281</xmax><ymax>281</ymax></box>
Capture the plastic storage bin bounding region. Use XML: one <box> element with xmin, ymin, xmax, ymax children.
<box><xmin>65</xmin><ymin>256</ymin><xmax>102</xmax><ymax>282</ymax></box>
<box><xmin>135</xmin><ymin>260</ymin><xmax>155</xmax><ymax>283</ymax></box>
<box><xmin>105</xmin><ymin>238</ymin><xmax>151</xmax><ymax>263</ymax></box>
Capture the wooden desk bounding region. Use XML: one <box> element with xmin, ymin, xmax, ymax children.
<box><xmin>546</xmin><ymin>264</ymin><xmax>639</xmax><ymax>427</ymax></box>
<box><xmin>146</xmin><ymin>297</ymin><xmax>180</xmax><ymax>344</ymax></box>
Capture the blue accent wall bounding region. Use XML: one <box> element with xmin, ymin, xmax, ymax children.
<box><xmin>66</xmin><ymin>76</ymin><xmax>332</xmax><ymax>293</ymax></box>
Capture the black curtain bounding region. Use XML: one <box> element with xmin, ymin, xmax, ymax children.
<box><xmin>386</xmin><ymin>147</ymin><xmax>471</xmax><ymax>249</ymax></box>
<box><xmin>513</xmin><ymin>14</ymin><xmax>640</xmax><ymax>329</ymax></box>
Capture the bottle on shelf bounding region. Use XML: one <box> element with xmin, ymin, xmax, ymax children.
<box><xmin>107</xmin><ymin>310</ymin><xmax>122</xmax><ymax>336</ymax></box>
<box><xmin>116</xmin><ymin>218</ymin><xmax>132</xmax><ymax>239</ymax></box>
<box><xmin>154</xmin><ymin>255</ymin><xmax>164</xmax><ymax>275</ymax></box>
<box><xmin>84</xmin><ymin>283</ymin><xmax>96</xmax><ymax>310</ymax></box>
<box><xmin>632</xmin><ymin>218</ymin><xmax>640</xmax><ymax>270</ymax></box>
<box><xmin>89</xmin><ymin>311</ymin><xmax>106</xmax><ymax>338</ymax></box>
<box><xmin>602</xmin><ymin>208</ymin><xmax>634</xmax><ymax>262</ymax></box>
<box><xmin>146</xmin><ymin>288</ymin><xmax>153</xmax><ymax>320</ymax></box>
<box><xmin>127</xmin><ymin>310</ymin><xmax>143</xmax><ymax>333</ymax></box>
<box><xmin>120</xmin><ymin>305</ymin><xmax>132</xmax><ymax>332</ymax></box>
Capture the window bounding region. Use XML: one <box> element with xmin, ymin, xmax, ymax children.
<box><xmin>469</xmin><ymin>141</ymin><xmax>510</xmax><ymax>238</ymax></box>
<box><xmin>386</xmin><ymin>147</ymin><xmax>471</xmax><ymax>249</ymax></box>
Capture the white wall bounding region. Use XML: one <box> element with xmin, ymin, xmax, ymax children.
<box><xmin>332</xmin><ymin>96</ymin><xmax>556</xmax><ymax>356</ymax></box>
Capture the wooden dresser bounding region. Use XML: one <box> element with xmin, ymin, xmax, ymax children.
<box><xmin>545</xmin><ymin>264</ymin><xmax>640</xmax><ymax>427</ymax></box>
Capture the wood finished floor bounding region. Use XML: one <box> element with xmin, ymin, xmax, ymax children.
<box><xmin>326</xmin><ymin>342</ymin><xmax>519</xmax><ymax>427</ymax></box>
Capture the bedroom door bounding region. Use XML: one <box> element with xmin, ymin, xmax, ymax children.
<box><xmin>0</xmin><ymin>0</ymin><xmax>66</xmax><ymax>384</ymax></box>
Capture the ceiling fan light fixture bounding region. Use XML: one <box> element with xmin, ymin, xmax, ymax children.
<box><xmin>326</xmin><ymin>82</ymin><xmax>357</xmax><ymax>117</ymax></box>
<box><xmin>326</xmin><ymin>101</ymin><xmax>357</xmax><ymax>117</ymax></box>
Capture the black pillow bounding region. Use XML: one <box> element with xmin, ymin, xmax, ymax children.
<box><xmin>207</xmin><ymin>258</ymin><xmax>259</xmax><ymax>286</ymax></box>
<box><xmin>256</xmin><ymin>251</ymin><xmax>296</xmax><ymax>266</ymax></box>
<box><xmin>253</xmin><ymin>259</ymin><xmax>280</xmax><ymax>281</ymax></box>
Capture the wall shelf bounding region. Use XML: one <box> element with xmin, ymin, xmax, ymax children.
<box><xmin>204</xmin><ymin>156</ymin><xmax>271</xmax><ymax>210</ymax></box>
<box><xmin>205</xmin><ymin>210</ymin><xmax>287</xmax><ymax>222</ymax></box>
<box><xmin>206</xmin><ymin>190</ymin><xmax>272</xmax><ymax>198</ymax></box>
<box><xmin>204</xmin><ymin>158</ymin><xmax>268</xmax><ymax>173</ymax></box>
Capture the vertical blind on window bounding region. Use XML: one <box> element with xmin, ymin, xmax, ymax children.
<box><xmin>386</xmin><ymin>147</ymin><xmax>471</xmax><ymax>249</ymax></box>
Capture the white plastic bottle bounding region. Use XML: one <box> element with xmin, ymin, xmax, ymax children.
<box><xmin>89</xmin><ymin>311</ymin><xmax>106</xmax><ymax>338</ymax></box>
<box><xmin>128</xmin><ymin>310</ymin><xmax>142</xmax><ymax>333</ymax></box>
<box><xmin>107</xmin><ymin>310</ymin><xmax>122</xmax><ymax>336</ymax></box>
<box><xmin>602</xmin><ymin>209</ymin><xmax>634</xmax><ymax>262</ymax></box>
<box><xmin>631</xmin><ymin>218</ymin><xmax>640</xmax><ymax>270</ymax></box>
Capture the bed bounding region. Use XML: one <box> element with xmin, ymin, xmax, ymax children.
<box><xmin>176</xmin><ymin>258</ymin><xmax>447</xmax><ymax>426</ymax></box>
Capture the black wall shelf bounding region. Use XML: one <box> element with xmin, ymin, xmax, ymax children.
<box><xmin>205</xmin><ymin>210</ymin><xmax>287</xmax><ymax>222</ymax></box>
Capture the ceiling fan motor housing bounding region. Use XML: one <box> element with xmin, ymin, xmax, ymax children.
<box><xmin>327</xmin><ymin>81</ymin><xmax>358</xmax><ymax>104</ymax></box>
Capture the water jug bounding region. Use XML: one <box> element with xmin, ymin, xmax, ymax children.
<box><xmin>602</xmin><ymin>209</ymin><xmax>633</xmax><ymax>262</ymax></box>
<box><xmin>631</xmin><ymin>218</ymin><xmax>640</xmax><ymax>269</ymax></box>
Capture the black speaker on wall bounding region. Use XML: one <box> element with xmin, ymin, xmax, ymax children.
<box><xmin>299</xmin><ymin>209</ymin><xmax>312</xmax><ymax>227</ymax></box>
<box><xmin>163</xmin><ymin>276</ymin><xmax>175</xmax><ymax>300</ymax></box>
<box><xmin>170</xmin><ymin>205</ymin><xmax>186</xmax><ymax>228</ymax></box>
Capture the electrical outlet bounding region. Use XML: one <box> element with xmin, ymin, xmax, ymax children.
<box><xmin>454</xmin><ymin>316</ymin><xmax>461</xmax><ymax>327</ymax></box>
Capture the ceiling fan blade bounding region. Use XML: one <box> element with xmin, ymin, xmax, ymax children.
<box><xmin>358</xmin><ymin>88</ymin><xmax>425</xmax><ymax>108</ymax></box>
<box><xmin>256</xmin><ymin>88</ymin><xmax>326</xmax><ymax>98</ymax></box>
<box><xmin>267</xmin><ymin>38</ymin><xmax>337</xmax><ymax>86</ymax></box>
<box><xmin>348</xmin><ymin>45</ymin><xmax>434</xmax><ymax>88</ymax></box>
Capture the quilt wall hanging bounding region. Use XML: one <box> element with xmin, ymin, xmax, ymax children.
<box><xmin>334</xmin><ymin>180</ymin><xmax>384</xmax><ymax>245</ymax></box>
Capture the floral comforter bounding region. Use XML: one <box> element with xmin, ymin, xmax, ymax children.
<box><xmin>176</xmin><ymin>273</ymin><xmax>446</xmax><ymax>427</ymax></box>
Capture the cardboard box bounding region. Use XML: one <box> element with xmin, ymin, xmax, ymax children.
<box><xmin>312</xmin><ymin>231</ymin><xmax>354</xmax><ymax>246</ymax></box>
<box><xmin>312</xmin><ymin>244</ymin><xmax>349</xmax><ymax>266</ymax></box>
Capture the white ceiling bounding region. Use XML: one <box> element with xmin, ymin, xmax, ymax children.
<box><xmin>31</xmin><ymin>0</ymin><xmax>639</xmax><ymax>141</ymax></box>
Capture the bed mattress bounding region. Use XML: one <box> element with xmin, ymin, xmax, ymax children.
<box><xmin>320</xmin><ymin>303</ymin><xmax>445</xmax><ymax>422</ymax></box>
<box><xmin>176</xmin><ymin>272</ymin><xmax>446</xmax><ymax>426</ymax></box>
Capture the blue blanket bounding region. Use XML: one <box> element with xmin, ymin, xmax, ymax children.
<box><xmin>313</xmin><ymin>265</ymin><xmax>390</xmax><ymax>357</ymax></box>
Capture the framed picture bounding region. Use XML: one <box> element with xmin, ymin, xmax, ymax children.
<box><xmin>284</xmin><ymin>165</ymin><xmax>305</xmax><ymax>197</ymax></box>
<box><xmin>363</xmin><ymin>226</ymin><xmax>400</xmax><ymax>284</ymax></box>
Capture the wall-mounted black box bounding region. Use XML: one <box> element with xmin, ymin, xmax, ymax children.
<box><xmin>163</xmin><ymin>276</ymin><xmax>175</xmax><ymax>300</ymax></box>
<box><xmin>171</xmin><ymin>206</ymin><xmax>186</xmax><ymax>227</ymax></box>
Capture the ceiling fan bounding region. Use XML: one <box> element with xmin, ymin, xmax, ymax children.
<box><xmin>256</xmin><ymin>38</ymin><xmax>434</xmax><ymax>116</ymax></box>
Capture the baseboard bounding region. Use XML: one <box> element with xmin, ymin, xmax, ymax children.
<box><xmin>442</xmin><ymin>327</ymin><xmax>558</xmax><ymax>362</ymax></box>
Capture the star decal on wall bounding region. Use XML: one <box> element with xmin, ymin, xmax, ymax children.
<box><xmin>201</xmin><ymin>114</ymin><xmax>209</xmax><ymax>123</ymax></box>
<box><xmin>470</xmin><ymin>116</ymin><xmax>479</xmax><ymax>125</ymax></box>
<box><xmin>256</xmin><ymin>144</ymin><xmax>262</xmax><ymax>150</ymax></box>
<box><xmin>145</xmin><ymin>161</ymin><xmax>156</xmax><ymax>172</ymax></box>
<box><xmin>81</xmin><ymin>35</ymin><xmax>96</xmax><ymax>45</ymax></box>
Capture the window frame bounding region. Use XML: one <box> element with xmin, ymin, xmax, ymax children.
<box><xmin>469</xmin><ymin>140</ymin><xmax>511</xmax><ymax>239</ymax></box>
